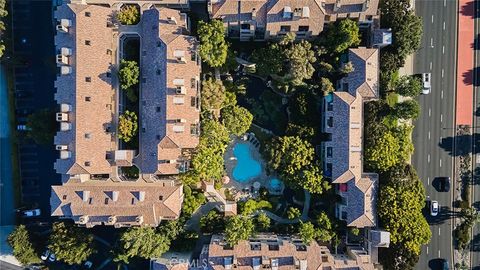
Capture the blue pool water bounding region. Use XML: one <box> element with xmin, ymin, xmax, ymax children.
<box><xmin>232</xmin><ymin>143</ymin><xmax>261</xmax><ymax>182</ymax></box>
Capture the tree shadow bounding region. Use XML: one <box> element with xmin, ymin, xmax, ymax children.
<box><xmin>438</xmin><ymin>133</ymin><xmax>480</xmax><ymax>156</ymax></box>
<box><xmin>460</xmin><ymin>0</ymin><xmax>475</xmax><ymax>18</ymax></box>
<box><xmin>463</xmin><ymin>67</ymin><xmax>480</xmax><ymax>86</ymax></box>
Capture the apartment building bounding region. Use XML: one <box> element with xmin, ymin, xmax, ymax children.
<box><xmin>199</xmin><ymin>234</ymin><xmax>376</xmax><ymax>270</ymax></box>
<box><xmin>50</xmin><ymin>3</ymin><xmax>200</xmax><ymax>227</ymax></box>
<box><xmin>321</xmin><ymin>47</ymin><xmax>379</xmax><ymax>228</ymax></box>
<box><xmin>67</xmin><ymin>0</ymin><xmax>190</xmax><ymax>11</ymax></box>
<box><xmin>209</xmin><ymin>0</ymin><xmax>378</xmax><ymax>40</ymax></box>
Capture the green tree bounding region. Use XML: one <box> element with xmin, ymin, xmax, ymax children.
<box><xmin>285</xmin><ymin>123</ymin><xmax>315</xmax><ymax>140</ymax></box>
<box><xmin>198</xmin><ymin>20</ymin><xmax>229</xmax><ymax>67</ymax></box>
<box><xmin>115</xmin><ymin>227</ymin><xmax>171</xmax><ymax>263</ymax></box>
<box><xmin>324</xmin><ymin>19</ymin><xmax>361</xmax><ymax>54</ymax></box>
<box><xmin>239</xmin><ymin>199</ymin><xmax>272</xmax><ymax>216</ymax></box>
<box><xmin>118</xmin><ymin>110</ymin><xmax>138</xmax><ymax>143</ymax></box>
<box><xmin>192</xmin><ymin>145</ymin><xmax>224</xmax><ymax>181</ymax></box>
<box><xmin>224</xmin><ymin>216</ymin><xmax>255</xmax><ymax>246</ymax></box>
<box><xmin>266</xmin><ymin>136</ymin><xmax>314</xmax><ymax>176</ymax></box>
<box><xmin>7</xmin><ymin>225</ymin><xmax>41</xmax><ymax>265</ymax></box>
<box><xmin>339</xmin><ymin>61</ymin><xmax>355</xmax><ymax>74</ymax></box>
<box><xmin>350</xmin><ymin>227</ymin><xmax>360</xmax><ymax>236</ymax></box>
<box><xmin>315</xmin><ymin>212</ymin><xmax>335</xmax><ymax>242</ymax></box>
<box><xmin>200</xmin><ymin>210</ymin><xmax>225</xmax><ymax>233</ymax></box>
<box><xmin>221</xmin><ymin>105</ymin><xmax>253</xmax><ymax>136</ymax></box>
<box><xmin>378</xmin><ymin>163</ymin><xmax>431</xmax><ymax>256</ymax></box>
<box><xmin>116</xmin><ymin>5</ymin><xmax>140</xmax><ymax>25</ymax></box>
<box><xmin>200</xmin><ymin>118</ymin><xmax>230</xmax><ymax>153</ymax></box>
<box><xmin>48</xmin><ymin>222</ymin><xmax>95</xmax><ymax>265</ymax></box>
<box><xmin>298</xmin><ymin>222</ymin><xmax>316</xmax><ymax>244</ymax></box>
<box><xmin>294</xmin><ymin>165</ymin><xmax>330</xmax><ymax>194</ymax></box>
<box><xmin>250</xmin><ymin>44</ymin><xmax>285</xmax><ymax>77</ymax></box>
<box><xmin>365</xmin><ymin>131</ymin><xmax>400</xmax><ymax>172</ymax></box>
<box><xmin>287</xmin><ymin>207</ymin><xmax>301</xmax><ymax>220</ymax></box>
<box><xmin>118</xmin><ymin>60</ymin><xmax>139</xmax><ymax>90</ymax></box>
<box><xmin>182</xmin><ymin>186</ymin><xmax>206</xmax><ymax>217</ymax></box>
<box><xmin>395</xmin><ymin>75</ymin><xmax>422</xmax><ymax>97</ymax></box>
<box><xmin>320</xmin><ymin>77</ymin><xmax>335</xmax><ymax>96</ymax></box>
<box><xmin>202</xmin><ymin>78</ymin><xmax>226</xmax><ymax>111</ymax></box>
<box><xmin>284</xmin><ymin>40</ymin><xmax>317</xmax><ymax>87</ymax></box>
<box><xmin>393</xmin><ymin>100</ymin><xmax>420</xmax><ymax>120</ymax></box>
<box><xmin>179</xmin><ymin>170</ymin><xmax>200</xmax><ymax>186</ymax></box>
<box><xmin>255</xmin><ymin>213</ymin><xmax>271</xmax><ymax>231</ymax></box>
<box><xmin>26</xmin><ymin>108</ymin><xmax>57</xmax><ymax>145</ymax></box>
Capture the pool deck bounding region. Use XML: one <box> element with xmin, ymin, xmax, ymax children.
<box><xmin>223</xmin><ymin>136</ymin><xmax>283</xmax><ymax>199</ymax></box>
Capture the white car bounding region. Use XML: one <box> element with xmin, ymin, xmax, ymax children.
<box><xmin>17</xmin><ymin>124</ymin><xmax>31</xmax><ymax>131</ymax></box>
<box><xmin>41</xmin><ymin>250</ymin><xmax>50</xmax><ymax>261</ymax></box>
<box><xmin>430</xmin><ymin>200</ymin><xmax>439</xmax><ymax>216</ymax></box>
<box><xmin>22</xmin><ymin>209</ymin><xmax>41</xmax><ymax>217</ymax></box>
<box><xmin>422</xmin><ymin>73</ymin><xmax>431</xmax><ymax>94</ymax></box>
<box><xmin>48</xmin><ymin>252</ymin><xmax>56</xmax><ymax>262</ymax></box>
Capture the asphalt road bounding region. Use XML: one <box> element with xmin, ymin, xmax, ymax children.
<box><xmin>412</xmin><ymin>0</ymin><xmax>457</xmax><ymax>269</ymax></box>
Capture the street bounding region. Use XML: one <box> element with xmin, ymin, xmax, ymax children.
<box><xmin>412</xmin><ymin>0</ymin><xmax>457</xmax><ymax>269</ymax></box>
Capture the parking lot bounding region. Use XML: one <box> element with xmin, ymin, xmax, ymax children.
<box><xmin>11</xmin><ymin>0</ymin><xmax>60</xmax><ymax>220</ymax></box>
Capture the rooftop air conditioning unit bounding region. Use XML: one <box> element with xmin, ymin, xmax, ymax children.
<box><xmin>60</xmin><ymin>103</ymin><xmax>72</xmax><ymax>112</ymax></box>
<box><xmin>56</xmin><ymin>145</ymin><xmax>68</xmax><ymax>151</ymax></box>
<box><xmin>135</xmin><ymin>215</ymin><xmax>144</xmax><ymax>224</ymax></box>
<box><xmin>60</xmin><ymin>150</ymin><xmax>71</xmax><ymax>159</ymax></box>
<box><xmin>61</xmin><ymin>47</ymin><xmax>72</xmax><ymax>56</ymax></box>
<box><xmin>60</xmin><ymin>66</ymin><xmax>72</xmax><ymax>75</ymax></box>
<box><xmin>60</xmin><ymin>122</ymin><xmax>72</xmax><ymax>131</ymax></box>
<box><xmin>176</xmin><ymin>86</ymin><xmax>186</xmax><ymax>95</ymax></box>
<box><xmin>78</xmin><ymin>215</ymin><xmax>89</xmax><ymax>224</ymax></box>
<box><xmin>56</xmin><ymin>112</ymin><xmax>68</xmax><ymax>122</ymax></box>
<box><xmin>56</xmin><ymin>54</ymin><xmax>68</xmax><ymax>65</ymax></box>
<box><xmin>175</xmin><ymin>118</ymin><xmax>186</xmax><ymax>123</ymax></box>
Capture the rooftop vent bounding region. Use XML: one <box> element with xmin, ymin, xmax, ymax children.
<box><xmin>60</xmin><ymin>104</ymin><xmax>72</xmax><ymax>112</ymax></box>
<box><xmin>56</xmin><ymin>19</ymin><xmax>72</xmax><ymax>33</ymax></box>
<box><xmin>60</xmin><ymin>122</ymin><xmax>72</xmax><ymax>131</ymax></box>
<box><xmin>60</xmin><ymin>66</ymin><xmax>72</xmax><ymax>75</ymax></box>
<box><xmin>176</xmin><ymin>86</ymin><xmax>186</xmax><ymax>95</ymax></box>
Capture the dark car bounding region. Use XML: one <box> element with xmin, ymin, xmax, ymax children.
<box><xmin>437</xmin><ymin>177</ymin><xmax>451</xmax><ymax>192</ymax></box>
<box><xmin>429</xmin><ymin>258</ymin><xmax>449</xmax><ymax>270</ymax></box>
<box><xmin>441</xmin><ymin>259</ymin><xmax>449</xmax><ymax>270</ymax></box>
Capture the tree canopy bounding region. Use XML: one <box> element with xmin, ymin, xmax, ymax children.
<box><xmin>26</xmin><ymin>108</ymin><xmax>57</xmax><ymax>145</ymax></box>
<box><xmin>255</xmin><ymin>213</ymin><xmax>271</xmax><ymax>231</ymax></box>
<box><xmin>48</xmin><ymin>222</ymin><xmax>96</xmax><ymax>265</ymax></box>
<box><xmin>224</xmin><ymin>216</ymin><xmax>255</xmax><ymax>246</ymax></box>
<box><xmin>266</xmin><ymin>136</ymin><xmax>314</xmax><ymax>176</ymax></box>
<box><xmin>202</xmin><ymin>78</ymin><xmax>227</xmax><ymax>111</ymax></box>
<box><xmin>118</xmin><ymin>110</ymin><xmax>138</xmax><ymax>143</ymax></box>
<box><xmin>198</xmin><ymin>20</ymin><xmax>229</xmax><ymax>67</ymax></box>
<box><xmin>115</xmin><ymin>227</ymin><xmax>170</xmax><ymax>263</ymax></box>
<box><xmin>7</xmin><ymin>225</ymin><xmax>41</xmax><ymax>265</ymax></box>
<box><xmin>118</xmin><ymin>60</ymin><xmax>139</xmax><ymax>90</ymax></box>
<box><xmin>395</xmin><ymin>75</ymin><xmax>422</xmax><ymax>97</ymax></box>
<box><xmin>116</xmin><ymin>5</ymin><xmax>140</xmax><ymax>25</ymax></box>
<box><xmin>250</xmin><ymin>44</ymin><xmax>285</xmax><ymax>77</ymax></box>
<box><xmin>221</xmin><ymin>105</ymin><xmax>253</xmax><ymax>136</ymax></box>
<box><xmin>393</xmin><ymin>100</ymin><xmax>420</xmax><ymax>120</ymax></box>
<box><xmin>182</xmin><ymin>186</ymin><xmax>206</xmax><ymax>217</ymax></box>
<box><xmin>320</xmin><ymin>77</ymin><xmax>335</xmax><ymax>96</ymax></box>
<box><xmin>299</xmin><ymin>222</ymin><xmax>316</xmax><ymax>244</ymax></box>
<box><xmin>200</xmin><ymin>210</ymin><xmax>226</xmax><ymax>233</ymax></box>
<box><xmin>239</xmin><ymin>199</ymin><xmax>272</xmax><ymax>216</ymax></box>
<box><xmin>284</xmin><ymin>40</ymin><xmax>317</xmax><ymax>86</ymax></box>
<box><xmin>287</xmin><ymin>207</ymin><xmax>301</xmax><ymax>220</ymax></box>
<box><xmin>324</xmin><ymin>19</ymin><xmax>361</xmax><ymax>54</ymax></box>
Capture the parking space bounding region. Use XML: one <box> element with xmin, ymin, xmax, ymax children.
<box><xmin>11</xmin><ymin>0</ymin><xmax>60</xmax><ymax>221</ymax></box>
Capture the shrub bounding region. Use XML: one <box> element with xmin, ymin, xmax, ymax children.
<box><xmin>117</xmin><ymin>5</ymin><xmax>140</xmax><ymax>25</ymax></box>
<box><xmin>118</xmin><ymin>110</ymin><xmax>138</xmax><ymax>143</ymax></box>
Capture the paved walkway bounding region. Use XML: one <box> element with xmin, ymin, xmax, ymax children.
<box><xmin>456</xmin><ymin>0</ymin><xmax>475</xmax><ymax>126</ymax></box>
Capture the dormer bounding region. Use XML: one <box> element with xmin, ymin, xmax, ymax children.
<box><xmin>252</xmin><ymin>8</ymin><xmax>257</xmax><ymax>20</ymax></box>
<box><xmin>302</xmin><ymin>7</ymin><xmax>310</xmax><ymax>18</ymax></box>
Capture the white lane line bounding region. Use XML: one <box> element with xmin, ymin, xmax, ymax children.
<box><xmin>429</xmin><ymin>108</ymin><xmax>432</xmax><ymax>117</ymax></box>
<box><xmin>440</xmin><ymin>159</ymin><xmax>442</xmax><ymax>167</ymax></box>
<box><xmin>443</xmin><ymin>21</ymin><xmax>446</xmax><ymax>30</ymax></box>
<box><xmin>430</xmin><ymin>38</ymin><xmax>434</xmax><ymax>47</ymax></box>
<box><xmin>439</xmin><ymin>227</ymin><xmax>441</xmax><ymax>236</ymax></box>
<box><xmin>442</xmin><ymin>45</ymin><xmax>445</xmax><ymax>54</ymax></box>
<box><xmin>427</xmin><ymin>246</ymin><xmax>429</xmax><ymax>254</ymax></box>
<box><xmin>441</xmin><ymin>90</ymin><xmax>444</xmax><ymax>99</ymax></box>
<box><xmin>427</xmin><ymin>177</ymin><xmax>430</xmax><ymax>185</ymax></box>
<box><xmin>444</xmin><ymin>0</ymin><xmax>446</xmax><ymax>6</ymax></box>
<box><xmin>442</xmin><ymin>69</ymin><xmax>444</xmax><ymax>78</ymax></box>
<box><xmin>441</xmin><ymin>114</ymin><xmax>443</xmax><ymax>122</ymax></box>
<box><xmin>438</xmin><ymin>250</ymin><xmax>441</xmax><ymax>257</ymax></box>
<box><xmin>430</xmin><ymin>62</ymin><xmax>433</xmax><ymax>70</ymax></box>
<box><xmin>428</xmin><ymin>131</ymin><xmax>431</xmax><ymax>140</ymax></box>
<box><xmin>431</xmin><ymin>15</ymin><xmax>434</xmax><ymax>23</ymax></box>
<box><xmin>428</xmin><ymin>154</ymin><xmax>431</xmax><ymax>163</ymax></box>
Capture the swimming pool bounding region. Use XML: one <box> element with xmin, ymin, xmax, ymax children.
<box><xmin>232</xmin><ymin>143</ymin><xmax>261</xmax><ymax>182</ymax></box>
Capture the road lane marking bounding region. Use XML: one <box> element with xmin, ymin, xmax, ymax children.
<box><xmin>441</xmin><ymin>90</ymin><xmax>444</xmax><ymax>99</ymax></box>
<box><xmin>428</xmin><ymin>154</ymin><xmax>431</xmax><ymax>163</ymax></box>
<box><xmin>431</xmin><ymin>15</ymin><xmax>434</xmax><ymax>23</ymax></box>
<box><xmin>442</xmin><ymin>69</ymin><xmax>444</xmax><ymax>78</ymax></box>
<box><xmin>440</xmin><ymin>159</ymin><xmax>442</xmax><ymax>167</ymax></box>
<box><xmin>426</xmin><ymin>246</ymin><xmax>429</xmax><ymax>254</ymax></box>
<box><xmin>428</xmin><ymin>131</ymin><xmax>431</xmax><ymax>140</ymax></box>
<box><xmin>438</xmin><ymin>250</ymin><xmax>441</xmax><ymax>257</ymax></box>
<box><xmin>439</xmin><ymin>227</ymin><xmax>441</xmax><ymax>235</ymax></box>
<box><xmin>441</xmin><ymin>114</ymin><xmax>443</xmax><ymax>122</ymax></box>
<box><xmin>429</xmin><ymin>108</ymin><xmax>431</xmax><ymax>117</ymax></box>
<box><xmin>427</xmin><ymin>177</ymin><xmax>430</xmax><ymax>185</ymax></box>
<box><xmin>430</xmin><ymin>62</ymin><xmax>433</xmax><ymax>70</ymax></box>
<box><xmin>430</xmin><ymin>38</ymin><xmax>434</xmax><ymax>47</ymax></box>
<box><xmin>443</xmin><ymin>21</ymin><xmax>446</xmax><ymax>30</ymax></box>
<box><xmin>442</xmin><ymin>45</ymin><xmax>445</xmax><ymax>54</ymax></box>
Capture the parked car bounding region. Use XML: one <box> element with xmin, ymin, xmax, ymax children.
<box><xmin>437</xmin><ymin>177</ymin><xmax>451</xmax><ymax>192</ymax></box>
<box><xmin>422</xmin><ymin>73</ymin><xmax>431</xmax><ymax>94</ymax></box>
<box><xmin>48</xmin><ymin>252</ymin><xmax>56</xmax><ymax>262</ymax></box>
<box><xmin>430</xmin><ymin>201</ymin><xmax>439</xmax><ymax>216</ymax></box>
<box><xmin>41</xmin><ymin>250</ymin><xmax>50</xmax><ymax>261</ymax></box>
<box><xmin>440</xmin><ymin>259</ymin><xmax>449</xmax><ymax>270</ymax></box>
<box><xmin>17</xmin><ymin>124</ymin><xmax>31</xmax><ymax>131</ymax></box>
<box><xmin>22</xmin><ymin>209</ymin><xmax>41</xmax><ymax>217</ymax></box>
